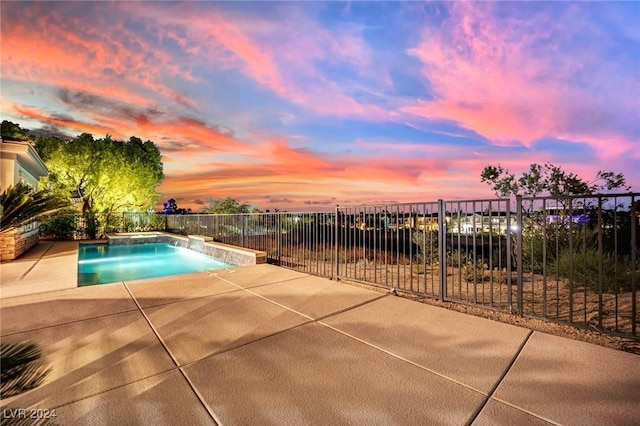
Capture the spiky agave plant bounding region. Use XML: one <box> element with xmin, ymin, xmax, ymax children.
<box><xmin>1</xmin><ymin>342</ymin><xmax>60</xmax><ymax>425</ymax></box>
<box><xmin>0</xmin><ymin>182</ymin><xmax>69</xmax><ymax>233</ymax></box>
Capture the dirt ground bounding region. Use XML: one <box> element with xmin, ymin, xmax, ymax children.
<box><xmin>277</xmin><ymin>253</ymin><xmax>638</xmax><ymax>355</ymax></box>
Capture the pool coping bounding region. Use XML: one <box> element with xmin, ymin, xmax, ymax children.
<box><xmin>105</xmin><ymin>231</ymin><xmax>267</xmax><ymax>266</ymax></box>
<box><xmin>0</xmin><ymin>235</ymin><xmax>266</xmax><ymax>299</ymax></box>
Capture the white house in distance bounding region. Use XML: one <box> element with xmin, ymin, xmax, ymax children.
<box><xmin>1</xmin><ymin>137</ymin><xmax>48</xmax><ymax>192</ymax></box>
<box><xmin>0</xmin><ymin>137</ymin><xmax>49</xmax><ymax>261</ymax></box>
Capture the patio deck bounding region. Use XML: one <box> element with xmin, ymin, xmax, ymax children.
<box><xmin>1</xmin><ymin>241</ymin><xmax>639</xmax><ymax>425</ymax></box>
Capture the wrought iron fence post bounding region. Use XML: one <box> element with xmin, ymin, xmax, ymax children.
<box><xmin>597</xmin><ymin>197</ymin><xmax>604</xmax><ymax>328</ymax></box>
<box><xmin>516</xmin><ymin>195</ymin><xmax>523</xmax><ymax>316</ymax></box>
<box><xmin>506</xmin><ymin>198</ymin><xmax>512</xmax><ymax>313</ymax></box>
<box><xmin>277</xmin><ymin>213</ymin><xmax>282</xmax><ymax>265</ymax></box>
<box><xmin>438</xmin><ymin>199</ymin><xmax>446</xmax><ymax>300</ymax></box>
<box><xmin>631</xmin><ymin>195</ymin><xmax>637</xmax><ymax>336</ymax></box>
<box><xmin>241</xmin><ymin>215</ymin><xmax>247</xmax><ymax>247</ymax></box>
<box><xmin>334</xmin><ymin>205</ymin><xmax>340</xmax><ymax>280</ymax></box>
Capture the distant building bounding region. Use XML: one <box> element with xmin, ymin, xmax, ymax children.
<box><xmin>0</xmin><ymin>137</ymin><xmax>48</xmax><ymax>192</ymax></box>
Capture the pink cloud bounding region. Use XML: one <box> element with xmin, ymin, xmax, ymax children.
<box><xmin>1</xmin><ymin>3</ymin><xmax>197</xmax><ymax>113</ymax></box>
<box><xmin>404</xmin><ymin>2</ymin><xmax>637</xmax><ymax>159</ymax></box>
<box><xmin>197</xmin><ymin>15</ymin><xmax>289</xmax><ymax>98</ymax></box>
<box><xmin>180</xmin><ymin>6</ymin><xmax>388</xmax><ymax>119</ymax></box>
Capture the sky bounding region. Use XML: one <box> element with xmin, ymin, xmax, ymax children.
<box><xmin>1</xmin><ymin>1</ymin><xmax>639</xmax><ymax>212</ymax></box>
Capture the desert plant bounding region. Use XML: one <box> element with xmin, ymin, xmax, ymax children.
<box><xmin>0</xmin><ymin>183</ymin><xmax>69</xmax><ymax>233</ymax></box>
<box><xmin>550</xmin><ymin>248</ymin><xmax>637</xmax><ymax>294</ymax></box>
<box><xmin>1</xmin><ymin>341</ymin><xmax>51</xmax><ymax>397</ymax></box>
<box><xmin>463</xmin><ymin>259</ymin><xmax>489</xmax><ymax>282</ymax></box>
<box><xmin>1</xmin><ymin>341</ymin><xmax>59</xmax><ymax>425</ymax></box>
<box><xmin>411</xmin><ymin>230</ymin><xmax>439</xmax><ymax>265</ymax></box>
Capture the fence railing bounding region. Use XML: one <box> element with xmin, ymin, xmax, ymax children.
<box><xmin>42</xmin><ymin>193</ymin><xmax>637</xmax><ymax>338</ymax></box>
<box><xmin>166</xmin><ymin>193</ymin><xmax>638</xmax><ymax>339</ymax></box>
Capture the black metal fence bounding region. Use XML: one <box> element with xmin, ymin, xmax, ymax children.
<box><xmin>43</xmin><ymin>193</ymin><xmax>637</xmax><ymax>338</ymax></box>
<box><xmin>166</xmin><ymin>193</ymin><xmax>638</xmax><ymax>339</ymax></box>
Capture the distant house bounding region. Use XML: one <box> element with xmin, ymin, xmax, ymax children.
<box><xmin>480</xmin><ymin>211</ymin><xmax>517</xmax><ymax>233</ymax></box>
<box><xmin>415</xmin><ymin>213</ymin><xmax>443</xmax><ymax>232</ymax></box>
<box><xmin>0</xmin><ymin>137</ymin><xmax>48</xmax><ymax>192</ymax></box>
<box><xmin>448</xmin><ymin>212</ymin><xmax>517</xmax><ymax>235</ymax></box>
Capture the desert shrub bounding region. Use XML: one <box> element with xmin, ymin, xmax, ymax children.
<box><xmin>550</xmin><ymin>248</ymin><xmax>636</xmax><ymax>293</ymax></box>
<box><xmin>446</xmin><ymin>250</ymin><xmax>468</xmax><ymax>266</ymax></box>
<box><xmin>411</xmin><ymin>230</ymin><xmax>439</xmax><ymax>265</ymax></box>
<box><xmin>463</xmin><ymin>259</ymin><xmax>489</xmax><ymax>282</ymax></box>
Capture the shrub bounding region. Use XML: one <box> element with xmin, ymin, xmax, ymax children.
<box><xmin>550</xmin><ymin>248</ymin><xmax>636</xmax><ymax>293</ymax></box>
<box><xmin>412</xmin><ymin>230</ymin><xmax>439</xmax><ymax>265</ymax></box>
<box><xmin>40</xmin><ymin>214</ymin><xmax>76</xmax><ymax>240</ymax></box>
<box><xmin>463</xmin><ymin>259</ymin><xmax>488</xmax><ymax>282</ymax></box>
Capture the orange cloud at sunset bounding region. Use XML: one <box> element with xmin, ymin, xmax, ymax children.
<box><xmin>10</xmin><ymin>105</ymin><xmax>113</xmax><ymax>138</ymax></box>
<box><xmin>1</xmin><ymin>4</ymin><xmax>196</xmax><ymax>112</ymax></box>
<box><xmin>2</xmin><ymin>1</ymin><xmax>637</xmax><ymax>211</ymax></box>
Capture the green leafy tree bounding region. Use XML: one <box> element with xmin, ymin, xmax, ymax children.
<box><xmin>201</xmin><ymin>197</ymin><xmax>260</xmax><ymax>214</ymax></box>
<box><xmin>36</xmin><ymin>133</ymin><xmax>164</xmax><ymax>214</ymax></box>
<box><xmin>481</xmin><ymin>163</ymin><xmax>633</xmax><ymax>294</ymax></box>
<box><xmin>1</xmin><ymin>120</ymin><xmax>31</xmax><ymax>141</ymax></box>
<box><xmin>480</xmin><ymin>163</ymin><xmax>630</xmax><ymax>198</ymax></box>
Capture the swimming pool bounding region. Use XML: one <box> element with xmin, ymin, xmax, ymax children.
<box><xmin>78</xmin><ymin>243</ymin><xmax>231</xmax><ymax>286</ymax></box>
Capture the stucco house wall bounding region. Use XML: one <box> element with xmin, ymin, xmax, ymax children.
<box><xmin>1</xmin><ymin>137</ymin><xmax>49</xmax><ymax>261</ymax></box>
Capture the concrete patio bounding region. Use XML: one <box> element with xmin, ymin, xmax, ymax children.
<box><xmin>1</xmin><ymin>241</ymin><xmax>639</xmax><ymax>425</ymax></box>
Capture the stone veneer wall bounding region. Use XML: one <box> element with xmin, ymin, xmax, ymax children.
<box><xmin>0</xmin><ymin>228</ymin><xmax>40</xmax><ymax>261</ymax></box>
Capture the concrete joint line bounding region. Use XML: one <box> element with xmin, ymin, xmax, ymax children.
<box><xmin>178</xmin><ymin>366</ymin><xmax>223</xmax><ymax>426</ymax></box>
<box><xmin>0</xmin><ymin>307</ymin><xmax>139</xmax><ymax>337</ymax></box>
<box><xmin>123</xmin><ymin>282</ymin><xmax>180</xmax><ymax>366</ymax></box>
<box><xmin>213</xmin><ymin>273</ymin><xmax>390</xmax><ymax>324</ymax></box>
<box><xmin>313</xmin><ymin>293</ymin><xmax>390</xmax><ymax>323</ymax></box>
<box><xmin>48</xmin><ymin>366</ymin><xmax>224</xmax><ymax>426</ymax></box>
<box><xmin>488</xmin><ymin>397</ymin><xmax>562</xmax><ymax>426</ymax></box>
<box><xmin>122</xmin><ymin>282</ymin><xmax>220</xmax><ymax>425</ymax></box>
<box><xmin>211</xmin><ymin>274</ymin><xmax>316</xmax><ymax>321</ymax></box>
<box><xmin>465</xmin><ymin>329</ymin><xmax>535</xmax><ymax>426</ymax></box>
<box><xmin>212</xmin><ymin>272</ymin><xmax>559</xmax><ymax>423</ymax></box>
<box><xmin>317</xmin><ymin>321</ymin><xmax>486</xmax><ymax>396</ymax></box>
<box><xmin>207</xmin><ymin>271</ymin><xmax>310</xmax><ymax>290</ymax></box>
<box><xmin>16</xmin><ymin>242</ymin><xmax>56</xmax><ymax>282</ymax></box>
<box><xmin>179</xmin><ymin>320</ymin><xmax>314</xmax><ymax>370</ymax></box>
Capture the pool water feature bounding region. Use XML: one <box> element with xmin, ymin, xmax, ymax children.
<box><xmin>78</xmin><ymin>243</ymin><xmax>231</xmax><ymax>286</ymax></box>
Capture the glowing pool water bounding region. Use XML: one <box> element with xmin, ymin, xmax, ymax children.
<box><xmin>78</xmin><ymin>243</ymin><xmax>231</xmax><ymax>286</ymax></box>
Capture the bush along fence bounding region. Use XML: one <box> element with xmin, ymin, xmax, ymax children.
<box><xmin>166</xmin><ymin>193</ymin><xmax>638</xmax><ymax>340</ymax></box>
<box><xmin>39</xmin><ymin>211</ymin><xmax>166</xmax><ymax>240</ymax></box>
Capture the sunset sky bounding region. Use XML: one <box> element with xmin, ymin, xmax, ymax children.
<box><xmin>2</xmin><ymin>1</ymin><xmax>638</xmax><ymax>211</ymax></box>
